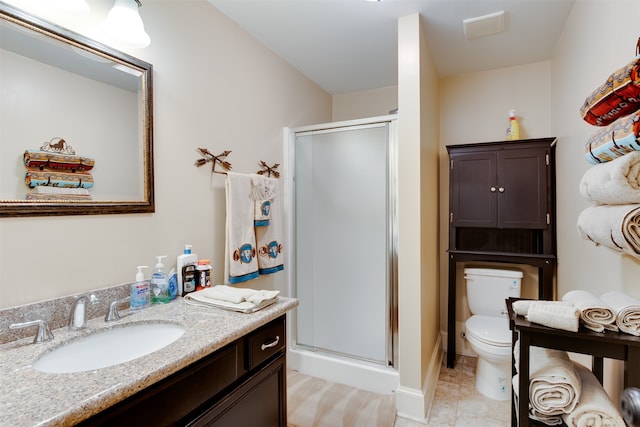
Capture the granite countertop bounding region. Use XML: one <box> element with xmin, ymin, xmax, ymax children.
<box><xmin>0</xmin><ymin>296</ymin><xmax>298</xmax><ymax>427</ymax></box>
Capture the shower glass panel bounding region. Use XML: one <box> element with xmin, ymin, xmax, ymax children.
<box><xmin>294</xmin><ymin>122</ymin><xmax>392</xmax><ymax>364</ymax></box>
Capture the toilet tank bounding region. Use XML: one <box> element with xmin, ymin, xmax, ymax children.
<box><xmin>464</xmin><ymin>268</ymin><xmax>522</xmax><ymax>316</ymax></box>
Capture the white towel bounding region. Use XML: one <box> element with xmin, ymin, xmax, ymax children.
<box><xmin>562</xmin><ymin>290</ymin><xmax>618</xmax><ymax>332</ymax></box>
<box><xmin>562</xmin><ymin>363</ymin><xmax>626</xmax><ymax>427</ymax></box>
<box><xmin>529</xmin><ymin>346</ymin><xmax>582</xmax><ymax>416</ymax></box>
<box><xmin>225</xmin><ymin>172</ymin><xmax>259</xmax><ymax>284</ymax></box>
<box><xmin>512</xmin><ymin>299</ymin><xmax>573</xmax><ymax>317</ymax></box>
<box><xmin>512</xmin><ymin>374</ymin><xmax>564</xmax><ymax>425</ymax></box>
<box><xmin>253</xmin><ymin>175</ymin><xmax>284</xmax><ymax>276</ymax></box>
<box><xmin>577</xmin><ymin>204</ymin><xmax>640</xmax><ymax>257</ymax></box>
<box><xmin>184</xmin><ymin>285</ymin><xmax>280</xmax><ymax>313</ymax></box>
<box><xmin>580</xmin><ymin>152</ymin><xmax>640</xmax><ymax>205</ymax></box>
<box><xmin>526</xmin><ymin>301</ymin><xmax>580</xmax><ymax>332</ymax></box>
<box><xmin>251</xmin><ymin>174</ymin><xmax>277</xmax><ymax>227</ymax></box>
<box><xmin>600</xmin><ymin>290</ymin><xmax>640</xmax><ymax>336</ymax></box>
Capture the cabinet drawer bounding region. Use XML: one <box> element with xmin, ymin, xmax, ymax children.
<box><xmin>246</xmin><ymin>317</ymin><xmax>285</xmax><ymax>370</ymax></box>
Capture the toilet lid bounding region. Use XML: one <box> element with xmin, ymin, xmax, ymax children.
<box><xmin>465</xmin><ymin>315</ymin><xmax>512</xmax><ymax>347</ymax></box>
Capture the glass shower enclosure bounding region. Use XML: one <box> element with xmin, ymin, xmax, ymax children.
<box><xmin>288</xmin><ymin>116</ymin><xmax>397</xmax><ymax>367</ymax></box>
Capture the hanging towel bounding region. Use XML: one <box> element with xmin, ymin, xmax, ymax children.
<box><xmin>580</xmin><ymin>152</ymin><xmax>640</xmax><ymax>204</ymax></box>
<box><xmin>562</xmin><ymin>290</ymin><xmax>618</xmax><ymax>332</ymax></box>
<box><xmin>577</xmin><ymin>204</ymin><xmax>640</xmax><ymax>257</ymax></box>
<box><xmin>600</xmin><ymin>290</ymin><xmax>640</xmax><ymax>336</ymax></box>
<box><xmin>254</xmin><ymin>177</ymin><xmax>284</xmax><ymax>275</ymax></box>
<box><xmin>251</xmin><ymin>174</ymin><xmax>277</xmax><ymax>227</ymax></box>
<box><xmin>562</xmin><ymin>363</ymin><xmax>626</xmax><ymax>427</ymax></box>
<box><xmin>224</xmin><ymin>172</ymin><xmax>259</xmax><ymax>284</ymax></box>
<box><xmin>184</xmin><ymin>285</ymin><xmax>279</xmax><ymax>313</ymax></box>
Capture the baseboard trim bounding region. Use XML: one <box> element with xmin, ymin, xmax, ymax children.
<box><xmin>395</xmin><ymin>334</ymin><xmax>443</xmax><ymax>422</ymax></box>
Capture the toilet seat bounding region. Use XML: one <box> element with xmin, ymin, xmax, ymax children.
<box><xmin>465</xmin><ymin>315</ymin><xmax>511</xmax><ymax>347</ymax></box>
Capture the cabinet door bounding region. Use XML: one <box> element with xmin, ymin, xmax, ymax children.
<box><xmin>450</xmin><ymin>152</ymin><xmax>497</xmax><ymax>227</ymax></box>
<box><xmin>190</xmin><ymin>354</ymin><xmax>286</xmax><ymax>427</ymax></box>
<box><xmin>497</xmin><ymin>148</ymin><xmax>548</xmax><ymax>228</ymax></box>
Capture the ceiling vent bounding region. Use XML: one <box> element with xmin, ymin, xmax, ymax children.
<box><xmin>463</xmin><ymin>10</ymin><xmax>506</xmax><ymax>40</ymax></box>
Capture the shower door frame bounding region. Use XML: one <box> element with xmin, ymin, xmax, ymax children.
<box><xmin>284</xmin><ymin>115</ymin><xmax>398</xmax><ymax>368</ymax></box>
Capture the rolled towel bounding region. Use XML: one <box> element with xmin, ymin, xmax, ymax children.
<box><xmin>577</xmin><ymin>204</ymin><xmax>640</xmax><ymax>258</ymax></box>
<box><xmin>580</xmin><ymin>152</ymin><xmax>640</xmax><ymax>204</ymax></box>
<box><xmin>526</xmin><ymin>301</ymin><xmax>580</xmax><ymax>332</ymax></box>
<box><xmin>528</xmin><ymin>346</ymin><xmax>582</xmax><ymax>416</ymax></box>
<box><xmin>562</xmin><ymin>290</ymin><xmax>618</xmax><ymax>332</ymax></box>
<box><xmin>600</xmin><ymin>290</ymin><xmax>640</xmax><ymax>336</ymax></box>
<box><xmin>512</xmin><ymin>374</ymin><xmax>564</xmax><ymax>426</ymax></box>
<box><xmin>562</xmin><ymin>362</ymin><xmax>626</xmax><ymax>427</ymax></box>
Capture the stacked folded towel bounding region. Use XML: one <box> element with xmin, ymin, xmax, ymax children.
<box><xmin>562</xmin><ymin>290</ymin><xmax>618</xmax><ymax>332</ymax></box>
<box><xmin>600</xmin><ymin>290</ymin><xmax>640</xmax><ymax>336</ymax></box>
<box><xmin>513</xmin><ymin>342</ymin><xmax>581</xmax><ymax>425</ymax></box>
<box><xmin>183</xmin><ymin>285</ymin><xmax>279</xmax><ymax>313</ymax></box>
<box><xmin>512</xmin><ymin>300</ymin><xmax>580</xmax><ymax>332</ymax></box>
<box><xmin>562</xmin><ymin>363</ymin><xmax>626</xmax><ymax>427</ymax></box>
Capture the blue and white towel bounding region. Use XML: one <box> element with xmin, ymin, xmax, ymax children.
<box><xmin>255</xmin><ymin>177</ymin><xmax>284</xmax><ymax>275</ymax></box>
<box><xmin>225</xmin><ymin>172</ymin><xmax>259</xmax><ymax>284</ymax></box>
<box><xmin>251</xmin><ymin>174</ymin><xmax>278</xmax><ymax>227</ymax></box>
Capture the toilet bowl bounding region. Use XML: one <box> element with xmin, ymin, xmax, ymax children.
<box><xmin>465</xmin><ymin>314</ymin><xmax>512</xmax><ymax>401</ymax></box>
<box><xmin>464</xmin><ymin>267</ymin><xmax>522</xmax><ymax>401</ymax></box>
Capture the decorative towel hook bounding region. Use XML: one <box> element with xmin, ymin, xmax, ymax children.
<box><xmin>195</xmin><ymin>148</ymin><xmax>232</xmax><ymax>174</ymax></box>
<box><xmin>257</xmin><ymin>160</ymin><xmax>280</xmax><ymax>178</ymax></box>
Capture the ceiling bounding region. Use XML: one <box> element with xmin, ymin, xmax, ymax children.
<box><xmin>208</xmin><ymin>0</ymin><xmax>576</xmax><ymax>95</ymax></box>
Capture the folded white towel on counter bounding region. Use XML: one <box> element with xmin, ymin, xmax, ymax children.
<box><xmin>526</xmin><ymin>301</ymin><xmax>580</xmax><ymax>332</ymax></box>
<box><xmin>600</xmin><ymin>290</ymin><xmax>640</xmax><ymax>336</ymax></box>
<box><xmin>225</xmin><ymin>172</ymin><xmax>259</xmax><ymax>284</ymax></box>
<box><xmin>512</xmin><ymin>374</ymin><xmax>564</xmax><ymax>426</ymax></box>
<box><xmin>580</xmin><ymin>151</ymin><xmax>640</xmax><ymax>205</ymax></box>
<box><xmin>562</xmin><ymin>362</ymin><xmax>626</xmax><ymax>427</ymax></box>
<box><xmin>184</xmin><ymin>285</ymin><xmax>280</xmax><ymax>313</ymax></box>
<box><xmin>562</xmin><ymin>290</ymin><xmax>618</xmax><ymax>332</ymax></box>
<box><xmin>577</xmin><ymin>204</ymin><xmax>640</xmax><ymax>258</ymax></box>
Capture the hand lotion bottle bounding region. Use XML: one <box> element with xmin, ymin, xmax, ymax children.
<box><xmin>130</xmin><ymin>265</ymin><xmax>150</xmax><ymax>310</ymax></box>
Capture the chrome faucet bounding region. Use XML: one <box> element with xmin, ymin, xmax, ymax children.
<box><xmin>9</xmin><ymin>319</ymin><xmax>54</xmax><ymax>343</ymax></box>
<box><xmin>69</xmin><ymin>294</ymin><xmax>98</xmax><ymax>330</ymax></box>
<box><xmin>105</xmin><ymin>297</ymin><xmax>130</xmax><ymax>322</ymax></box>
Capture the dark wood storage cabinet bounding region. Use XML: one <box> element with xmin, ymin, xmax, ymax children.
<box><xmin>446</xmin><ymin>138</ymin><xmax>557</xmax><ymax>368</ymax></box>
<box><xmin>79</xmin><ymin>316</ymin><xmax>287</xmax><ymax>427</ymax></box>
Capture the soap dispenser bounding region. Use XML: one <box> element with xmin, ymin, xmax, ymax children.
<box><xmin>130</xmin><ymin>266</ymin><xmax>150</xmax><ymax>310</ymax></box>
<box><xmin>150</xmin><ymin>256</ymin><xmax>170</xmax><ymax>304</ymax></box>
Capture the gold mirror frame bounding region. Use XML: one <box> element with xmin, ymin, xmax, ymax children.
<box><xmin>0</xmin><ymin>2</ymin><xmax>154</xmax><ymax>217</ymax></box>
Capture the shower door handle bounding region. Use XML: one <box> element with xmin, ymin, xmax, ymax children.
<box><xmin>261</xmin><ymin>335</ymin><xmax>280</xmax><ymax>351</ymax></box>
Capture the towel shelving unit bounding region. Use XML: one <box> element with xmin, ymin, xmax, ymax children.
<box><xmin>507</xmin><ymin>297</ymin><xmax>640</xmax><ymax>426</ymax></box>
<box><xmin>446</xmin><ymin>138</ymin><xmax>558</xmax><ymax>369</ymax></box>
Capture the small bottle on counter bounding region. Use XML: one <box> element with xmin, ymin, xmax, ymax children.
<box><xmin>130</xmin><ymin>265</ymin><xmax>150</xmax><ymax>310</ymax></box>
<box><xmin>150</xmin><ymin>256</ymin><xmax>170</xmax><ymax>304</ymax></box>
<box><xmin>196</xmin><ymin>259</ymin><xmax>212</xmax><ymax>291</ymax></box>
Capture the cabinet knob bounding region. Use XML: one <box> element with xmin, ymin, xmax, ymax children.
<box><xmin>490</xmin><ymin>187</ymin><xmax>496</xmax><ymax>192</ymax></box>
<box><xmin>498</xmin><ymin>187</ymin><xmax>505</xmax><ymax>193</ymax></box>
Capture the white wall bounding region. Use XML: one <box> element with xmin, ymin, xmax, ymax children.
<box><xmin>0</xmin><ymin>0</ymin><xmax>331</xmax><ymax>309</ymax></box>
<box><xmin>332</xmin><ymin>85</ymin><xmax>398</xmax><ymax>122</ymax></box>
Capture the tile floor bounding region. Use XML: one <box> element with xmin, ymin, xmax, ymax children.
<box><xmin>393</xmin><ymin>355</ymin><xmax>511</xmax><ymax>427</ymax></box>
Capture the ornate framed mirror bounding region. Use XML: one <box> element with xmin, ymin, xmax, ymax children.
<box><xmin>0</xmin><ymin>2</ymin><xmax>154</xmax><ymax>216</ymax></box>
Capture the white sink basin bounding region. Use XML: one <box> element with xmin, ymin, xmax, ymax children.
<box><xmin>33</xmin><ymin>323</ymin><xmax>185</xmax><ymax>373</ymax></box>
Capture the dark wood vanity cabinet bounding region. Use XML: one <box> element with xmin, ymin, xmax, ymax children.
<box><xmin>79</xmin><ymin>316</ymin><xmax>287</xmax><ymax>427</ymax></box>
<box><xmin>446</xmin><ymin>139</ymin><xmax>557</xmax><ymax>368</ymax></box>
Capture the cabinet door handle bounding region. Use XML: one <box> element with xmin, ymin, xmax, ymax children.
<box><xmin>498</xmin><ymin>187</ymin><xmax>505</xmax><ymax>193</ymax></box>
<box><xmin>261</xmin><ymin>335</ymin><xmax>280</xmax><ymax>351</ymax></box>
<box><xmin>490</xmin><ymin>187</ymin><xmax>497</xmax><ymax>192</ymax></box>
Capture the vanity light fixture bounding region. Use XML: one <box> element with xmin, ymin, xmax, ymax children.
<box><xmin>102</xmin><ymin>0</ymin><xmax>151</xmax><ymax>48</ymax></box>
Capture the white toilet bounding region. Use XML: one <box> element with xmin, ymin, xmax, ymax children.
<box><xmin>464</xmin><ymin>267</ymin><xmax>522</xmax><ymax>401</ymax></box>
